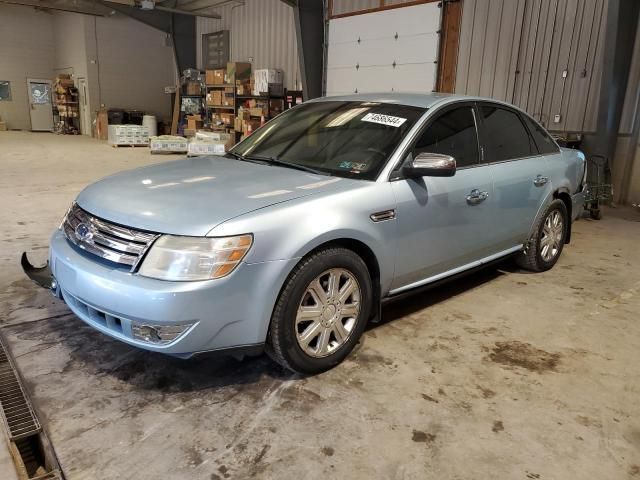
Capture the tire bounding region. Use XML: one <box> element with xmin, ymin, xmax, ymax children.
<box><xmin>266</xmin><ymin>247</ymin><xmax>372</xmax><ymax>374</ymax></box>
<box><xmin>516</xmin><ymin>199</ymin><xmax>568</xmax><ymax>272</ymax></box>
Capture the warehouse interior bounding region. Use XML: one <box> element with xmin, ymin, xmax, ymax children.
<box><xmin>0</xmin><ymin>1</ymin><xmax>639</xmax><ymax>479</ymax></box>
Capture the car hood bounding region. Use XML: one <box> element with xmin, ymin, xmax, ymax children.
<box><xmin>76</xmin><ymin>155</ymin><xmax>354</xmax><ymax>236</ymax></box>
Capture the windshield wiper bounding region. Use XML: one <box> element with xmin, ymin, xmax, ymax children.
<box><xmin>226</xmin><ymin>151</ymin><xmax>265</xmax><ymax>165</ymax></box>
<box><xmin>244</xmin><ymin>154</ymin><xmax>329</xmax><ymax>176</ymax></box>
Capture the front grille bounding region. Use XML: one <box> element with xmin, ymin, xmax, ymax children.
<box><xmin>62</xmin><ymin>203</ymin><xmax>159</xmax><ymax>270</ymax></box>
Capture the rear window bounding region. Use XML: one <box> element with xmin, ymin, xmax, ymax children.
<box><xmin>521</xmin><ymin>114</ymin><xmax>560</xmax><ymax>155</ymax></box>
<box><xmin>480</xmin><ymin>106</ymin><xmax>537</xmax><ymax>162</ymax></box>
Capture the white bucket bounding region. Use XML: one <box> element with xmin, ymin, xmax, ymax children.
<box><xmin>142</xmin><ymin>115</ymin><xmax>157</xmax><ymax>137</ymax></box>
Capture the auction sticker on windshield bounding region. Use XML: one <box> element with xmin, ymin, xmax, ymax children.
<box><xmin>361</xmin><ymin>113</ymin><xmax>407</xmax><ymax>127</ymax></box>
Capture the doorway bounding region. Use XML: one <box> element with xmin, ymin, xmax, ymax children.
<box><xmin>77</xmin><ymin>77</ymin><xmax>91</xmax><ymax>136</ymax></box>
<box><xmin>26</xmin><ymin>78</ymin><xmax>54</xmax><ymax>132</ymax></box>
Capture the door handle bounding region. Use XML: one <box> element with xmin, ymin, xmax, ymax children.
<box><xmin>466</xmin><ymin>189</ymin><xmax>489</xmax><ymax>205</ymax></box>
<box><xmin>534</xmin><ymin>175</ymin><xmax>549</xmax><ymax>186</ymax></box>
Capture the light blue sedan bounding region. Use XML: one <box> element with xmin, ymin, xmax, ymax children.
<box><xmin>45</xmin><ymin>93</ymin><xmax>586</xmax><ymax>373</ymax></box>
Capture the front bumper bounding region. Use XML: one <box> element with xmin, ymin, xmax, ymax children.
<box><xmin>49</xmin><ymin>229</ymin><xmax>298</xmax><ymax>357</ymax></box>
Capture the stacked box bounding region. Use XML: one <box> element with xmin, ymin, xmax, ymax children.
<box><xmin>223</xmin><ymin>87</ymin><xmax>234</xmax><ymax>106</ymax></box>
<box><xmin>253</xmin><ymin>69</ymin><xmax>284</xmax><ymax>96</ymax></box>
<box><xmin>207</xmin><ymin>91</ymin><xmax>223</xmax><ymax>106</ymax></box>
<box><xmin>149</xmin><ymin>135</ymin><xmax>188</xmax><ymax>154</ymax></box>
<box><xmin>185</xmin><ymin>81</ymin><xmax>201</xmax><ymax>95</ymax></box>
<box><xmin>206</xmin><ymin>69</ymin><xmax>226</xmax><ymax>85</ymax></box>
<box><xmin>227</xmin><ymin>62</ymin><xmax>251</xmax><ymax>84</ymax></box>
<box><xmin>108</xmin><ymin>124</ymin><xmax>150</xmax><ymax>145</ymax></box>
<box><xmin>187</xmin><ymin>138</ymin><xmax>226</xmax><ymax>157</ymax></box>
<box><xmin>187</xmin><ymin>114</ymin><xmax>204</xmax><ymax>130</ymax></box>
<box><xmin>195</xmin><ymin>131</ymin><xmax>235</xmax><ymax>151</ymax></box>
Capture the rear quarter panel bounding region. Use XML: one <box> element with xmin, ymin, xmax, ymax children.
<box><xmin>529</xmin><ymin>147</ymin><xmax>586</xmax><ymax>235</ymax></box>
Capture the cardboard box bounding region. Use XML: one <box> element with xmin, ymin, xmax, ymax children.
<box><xmin>206</xmin><ymin>69</ymin><xmax>226</xmax><ymax>85</ymax></box>
<box><xmin>249</xmin><ymin>107</ymin><xmax>267</xmax><ymax>117</ymax></box>
<box><xmin>253</xmin><ymin>69</ymin><xmax>284</xmax><ymax>96</ymax></box>
<box><xmin>0</xmin><ymin>121</ymin><xmax>6</xmax><ymax>131</ymax></box>
<box><xmin>269</xmin><ymin>99</ymin><xmax>284</xmax><ymax>115</ymax></box>
<box><xmin>183</xmin><ymin>128</ymin><xmax>196</xmax><ymax>137</ymax></box>
<box><xmin>236</xmin><ymin>81</ymin><xmax>251</xmax><ymax>96</ymax></box>
<box><xmin>242</xmin><ymin>118</ymin><xmax>262</xmax><ymax>136</ymax></box>
<box><xmin>207</xmin><ymin>91</ymin><xmax>223</xmax><ymax>106</ymax></box>
<box><xmin>220</xmin><ymin>113</ymin><xmax>234</xmax><ymax>125</ymax></box>
<box><xmin>195</xmin><ymin>131</ymin><xmax>235</xmax><ymax>151</ymax></box>
<box><xmin>187</xmin><ymin>118</ymin><xmax>204</xmax><ymax>130</ymax></box>
<box><xmin>227</xmin><ymin>62</ymin><xmax>251</xmax><ymax>84</ymax></box>
<box><xmin>185</xmin><ymin>81</ymin><xmax>201</xmax><ymax>95</ymax></box>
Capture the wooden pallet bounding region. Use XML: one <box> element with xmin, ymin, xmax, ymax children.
<box><xmin>111</xmin><ymin>143</ymin><xmax>148</xmax><ymax>148</ymax></box>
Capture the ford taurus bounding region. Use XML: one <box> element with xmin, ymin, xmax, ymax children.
<box><xmin>42</xmin><ymin>93</ymin><xmax>586</xmax><ymax>374</ymax></box>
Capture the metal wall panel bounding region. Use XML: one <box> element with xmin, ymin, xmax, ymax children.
<box><xmin>619</xmin><ymin>16</ymin><xmax>640</xmax><ymax>135</ymax></box>
<box><xmin>196</xmin><ymin>0</ymin><xmax>302</xmax><ymax>90</ymax></box>
<box><xmin>455</xmin><ymin>0</ymin><xmax>526</xmax><ymax>101</ymax></box>
<box><xmin>456</xmin><ymin>0</ymin><xmax>608</xmax><ymax>133</ymax></box>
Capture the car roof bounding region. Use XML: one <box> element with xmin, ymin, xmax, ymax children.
<box><xmin>309</xmin><ymin>92</ymin><xmax>516</xmax><ymax>110</ymax></box>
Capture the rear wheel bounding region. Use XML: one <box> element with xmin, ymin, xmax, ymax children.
<box><xmin>516</xmin><ymin>199</ymin><xmax>568</xmax><ymax>272</ymax></box>
<box><xmin>266</xmin><ymin>248</ymin><xmax>372</xmax><ymax>374</ymax></box>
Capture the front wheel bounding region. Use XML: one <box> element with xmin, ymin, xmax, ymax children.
<box><xmin>516</xmin><ymin>199</ymin><xmax>568</xmax><ymax>272</ymax></box>
<box><xmin>266</xmin><ymin>247</ymin><xmax>372</xmax><ymax>374</ymax></box>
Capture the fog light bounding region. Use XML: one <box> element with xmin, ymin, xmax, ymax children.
<box><xmin>131</xmin><ymin>322</ymin><xmax>195</xmax><ymax>345</ymax></box>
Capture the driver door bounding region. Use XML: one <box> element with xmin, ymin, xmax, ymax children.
<box><xmin>389</xmin><ymin>103</ymin><xmax>498</xmax><ymax>292</ymax></box>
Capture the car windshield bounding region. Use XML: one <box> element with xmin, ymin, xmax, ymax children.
<box><xmin>230</xmin><ymin>101</ymin><xmax>425</xmax><ymax>180</ymax></box>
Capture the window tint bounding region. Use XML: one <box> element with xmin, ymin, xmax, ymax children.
<box><xmin>480</xmin><ymin>106</ymin><xmax>537</xmax><ymax>162</ymax></box>
<box><xmin>413</xmin><ymin>107</ymin><xmax>479</xmax><ymax>168</ymax></box>
<box><xmin>521</xmin><ymin>114</ymin><xmax>560</xmax><ymax>155</ymax></box>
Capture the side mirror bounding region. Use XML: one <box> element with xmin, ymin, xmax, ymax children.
<box><xmin>402</xmin><ymin>153</ymin><xmax>457</xmax><ymax>178</ymax></box>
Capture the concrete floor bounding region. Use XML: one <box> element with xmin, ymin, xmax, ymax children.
<box><xmin>1</xmin><ymin>131</ymin><xmax>639</xmax><ymax>480</ymax></box>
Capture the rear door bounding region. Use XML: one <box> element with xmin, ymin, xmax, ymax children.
<box><xmin>390</xmin><ymin>103</ymin><xmax>498</xmax><ymax>291</ymax></box>
<box><xmin>477</xmin><ymin>102</ymin><xmax>552</xmax><ymax>248</ymax></box>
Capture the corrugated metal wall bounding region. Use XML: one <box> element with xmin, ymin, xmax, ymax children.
<box><xmin>196</xmin><ymin>0</ymin><xmax>301</xmax><ymax>90</ymax></box>
<box><xmin>613</xmin><ymin>15</ymin><xmax>640</xmax><ymax>204</ymax></box>
<box><xmin>456</xmin><ymin>0</ymin><xmax>608</xmax><ymax>133</ymax></box>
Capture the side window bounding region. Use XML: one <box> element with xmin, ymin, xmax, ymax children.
<box><xmin>521</xmin><ymin>113</ymin><xmax>560</xmax><ymax>155</ymax></box>
<box><xmin>480</xmin><ymin>106</ymin><xmax>537</xmax><ymax>162</ymax></box>
<box><xmin>413</xmin><ymin>107</ymin><xmax>480</xmax><ymax>168</ymax></box>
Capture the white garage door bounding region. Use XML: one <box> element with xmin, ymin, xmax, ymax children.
<box><xmin>326</xmin><ymin>3</ymin><xmax>442</xmax><ymax>96</ymax></box>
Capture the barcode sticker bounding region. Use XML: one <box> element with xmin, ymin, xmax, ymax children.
<box><xmin>361</xmin><ymin>113</ymin><xmax>407</xmax><ymax>128</ymax></box>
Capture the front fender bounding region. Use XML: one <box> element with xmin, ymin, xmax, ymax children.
<box><xmin>209</xmin><ymin>182</ymin><xmax>398</xmax><ymax>293</ymax></box>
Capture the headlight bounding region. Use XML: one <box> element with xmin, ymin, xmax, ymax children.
<box><xmin>139</xmin><ymin>234</ymin><xmax>253</xmax><ymax>281</ymax></box>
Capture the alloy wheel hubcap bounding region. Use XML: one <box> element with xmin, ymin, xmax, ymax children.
<box><xmin>295</xmin><ymin>268</ymin><xmax>361</xmax><ymax>358</ymax></box>
<box><xmin>540</xmin><ymin>210</ymin><xmax>564</xmax><ymax>262</ymax></box>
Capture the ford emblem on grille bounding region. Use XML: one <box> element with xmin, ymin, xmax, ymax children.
<box><xmin>74</xmin><ymin>222</ymin><xmax>94</xmax><ymax>243</ymax></box>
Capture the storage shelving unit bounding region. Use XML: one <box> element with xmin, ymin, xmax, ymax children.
<box><xmin>205</xmin><ymin>84</ymin><xmax>236</xmax><ymax>132</ymax></box>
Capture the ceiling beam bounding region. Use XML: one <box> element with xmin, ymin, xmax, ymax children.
<box><xmin>101</xmin><ymin>0</ymin><xmax>221</xmax><ymax>18</ymax></box>
<box><xmin>177</xmin><ymin>0</ymin><xmax>230</xmax><ymax>12</ymax></box>
<box><xmin>0</xmin><ymin>0</ymin><xmax>112</xmax><ymax>16</ymax></box>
